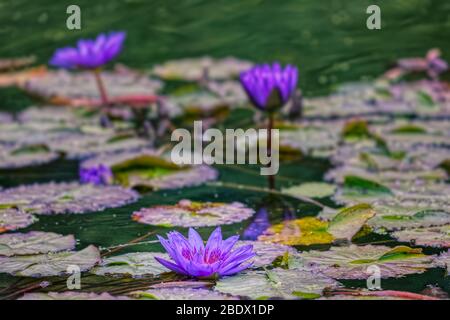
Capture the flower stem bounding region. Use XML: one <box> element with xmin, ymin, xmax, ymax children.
<box><xmin>93</xmin><ymin>68</ymin><xmax>109</xmax><ymax>106</ymax></box>
<box><xmin>267</xmin><ymin>112</ymin><xmax>275</xmax><ymax>190</ymax></box>
<box><xmin>93</xmin><ymin>69</ymin><xmax>112</xmax><ymax>127</ymax></box>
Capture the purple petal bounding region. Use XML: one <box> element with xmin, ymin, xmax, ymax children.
<box><xmin>188</xmin><ymin>228</ymin><xmax>204</xmax><ymax>253</ymax></box>
<box><xmin>154</xmin><ymin>256</ymin><xmax>188</xmax><ymax>275</ymax></box>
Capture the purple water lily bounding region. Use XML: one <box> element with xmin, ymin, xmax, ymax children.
<box><xmin>79</xmin><ymin>164</ymin><xmax>113</xmax><ymax>185</ymax></box>
<box><xmin>155</xmin><ymin>227</ymin><xmax>255</xmax><ymax>278</ymax></box>
<box><xmin>50</xmin><ymin>31</ymin><xmax>126</xmax><ymax>69</ymax></box>
<box><xmin>240</xmin><ymin>62</ymin><xmax>298</xmax><ymax>111</ymax></box>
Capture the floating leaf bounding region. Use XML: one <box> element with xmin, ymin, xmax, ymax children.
<box><xmin>92</xmin><ymin>252</ymin><xmax>170</xmax><ymax>277</ymax></box>
<box><xmin>214</xmin><ymin>268</ymin><xmax>340</xmax><ymax>299</ymax></box>
<box><xmin>131</xmin><ymin>288</ymin><xmax>237</xmax><ymax>300</ymax></box>
<box><xmin>133</xmin><ymin>200</ymin><xmax>254</xmax><ymax>227</ymax></box>
<box><xmin>281</xmin><ymin>182</ymin><xmax>336</xmax><ymax>199</ymax></box>
<box><xmin>320</xmin><ymin>289</ymin><xmax>439</xmax><ymax>300</ymax></box>
<box><xmin>369</xmin><ymin>207</ymin><xmax>450</xmax><ymax>231</ymax></box>
<box><xmin>49</xmin><ymin>133</ymin><xmax>149</xmax><ymax>160</ymax></box>
<box><xmin>342</xmin><ymin>119</ymin><xmax>372</xmax><ymax>140</ymax></box>
<box><xmin>0</xmin><ymin>182</ymin><xmax>139</xmax><ymax>215</ymax></box>
<box><xmin>0</xmin><ymin>231</ymin><xmax>75</xmax><ymax>256</ymax></box>
<box><xmin>258</xmin><ymin>204</ymin><xmax>373</xmax><ymax>245</ymax></box>
<box><xmin>18</xmin><ymin>106</ymin><xmax>102</xmax><ymax>128</ymax></box>
<box><xmin>0</xmin><ymin>144</ymin><xmax>59</xmax><ymax>169</ymax></box>
<box><xmin>392</xmin><ymin>225</ymin><xmax>450</xmax><ymax>248</ymax></box>
<box><xmin>327</xmin><ymin>204</ymin><xmax>376</xmax><ymax>241</ymax></box>
<box><xmin>237</xmin><ymin>241</ymin><xmax>297</xmax><ymax>268</ymax></box>
<box><xmin>19</xmin><ymin>292</ymin><xmax>130</xmax><ymax>300</ymax></box>
<box><xmin>0</xmin><ymin>208</ymin><xmax>36</xmax><ymax>233</ymax></box>
<box><xmin>342</xmin><ymin>175</ymin><xmax>393</xmax><ymax>197</ymax></box>
<box><xmin>151</xmin><ymin>56</ymin><xmax>253</xmax><ymax>81</ymax></box>
<box><xmin>23</xmin><ymin>70</ymin><xmax>163</xmax><ymax>102</ymax></box>
<box><xmin>258</xmin><ymin>217</ymin><xmax>334</xmax><ymax>246</ymax></box>
<box><xmin>299</xmin><ymin>245</ymin><xmax>436</xmax><ymax>279</ymax></box>
<box><xmin>433</xmin><ymin>250</ymin><xmax>450</xmax><ymax>272</ymax></box>
<box><xmin>279</xmin><ymin>125</ymin><xmax>339</xmax><ymax>156</ymax></box>
<box><xmin>81</xmin><ymin>150</ymin><xmax>218</xmax><ymax>190</ymax></box>
<box><xmin>0</xmin><ymin>245</ymin><xmax>101</xmax><ymax>277</ymax></box>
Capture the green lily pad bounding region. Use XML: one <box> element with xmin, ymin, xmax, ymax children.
<box><xmin>259</xmin><ymin>204</ymin><xmax>373</xmax><ymax>245</ymax></box>
<box><xmin>299</xmin><ymin>245</ymin><xmax>436</xmax><ymax>279</ymax></box>
<box><xmin>0</xmin><ymin>144</ymin><xmax>59</xmax><ymax>169</ymax></box>
<box><xmin>258</xmin><ymin>217</ymin><xmax>334</xmax><ymax>246</ymax></box>
<box><xmin>0</xmin><ymin>245</ymin><xmax>101</xmax><ymax>277</ymax></box>
<box><xmin>0</xmin><ymin>231</ymin><xmax>76</xmax><ymax>256</ymax></box>
<box><xmin>92</xmin><ymin>252</ymin><xmax>170</xmax><ymax>277</ymax></box>
<box><xmin>151</xmin><ymin>56</ymin><xmax>253</xmax><ymax>81</ymax></box>
<box><xmin>214</xmin><ymin>268</ymin><xmax>340</xmax><ymax>300</ymax></box>
<box><xmin>81</xmin><ymin>149</ymin><xmax>218</xmax><ymax>190</ymax></box>
<box><xmin>0</xmin><ymin>208</ymin><xmax>36</xmax><ymax>233</ymax></box>
<box><xmin>433</xmin><ymin>250</ymin><xmax>450</xmax><ymax>272</ymax></box>
<box><xmin>327</xmin><ymin>204</ymin><xmax>376</xmax><ymax>241</ymax></box>
<box><xmin>133</xmin><ymin>199</ymin><xmax>254</xmax><ymax>227</ymax></box>
<box><xmin>281</xmin><ymin>182</ymin><xmax>336</xmax><ymax>199</ymax></box>
<box><xmin>370</xmin><ymin>206</ymin><xmax>450</xmax><ymax>231</ymax></box>
<box><xmin>131</xmin><ymin>288</ymin><xmax>238</xmax><ymax>300</ymax></box>
<box><xmin>237</xmin><ymin>241</ymin><xmax>297</xmax><ymax>268</ymax></box>
<box><xmin>392</xmin><ymin>225</ymin><xmax>450</xmax><ymax>248</ymax></box>
<box><xmin>24</xmin><ymin>70</ymin><xmax>163</xmax><ymax>101</ymax></box>
<box><xmin>0</xmin><ymin>182</ymin><xmax>139</xmax><ymax>215</ymax></box>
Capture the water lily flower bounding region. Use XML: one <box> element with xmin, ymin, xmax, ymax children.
<box><xmin>240</xmin><ymin>62</ymin><xmax>298</xmax><ymax>112</ymax></box>
<box><xmin>49</xmin><ymin>31</ymin><xmax>126</xmax><ymax>69</ymax></box>
<box><xmin>49</xmin><ymin>31</ymin><xmax>126</xmax><ymax>117</ymax></box>
<box><xmin>155</xmin><ymin>227</ymin><xmax>255</xmax><ymax>278</ymax></box>
<box><xmin>79</xmin><ymin>164</ymin><xmax>113</xmax><ymax>185</ymax></box>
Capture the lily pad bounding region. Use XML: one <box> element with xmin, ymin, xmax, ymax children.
<box><xmin>18</xmin><ymin>106</ymin><xmax>102</xmax><ymax>128</ymax></box>
<box><xmin>0</xmin><ymin>245</ymin><xmax>101</xmax><ymax>277</ymax></box>
<box><xmin>0</xmin><ymin>208</ymin><xmax>36</xmax><ymax>233</ymax></box>
<box><xmin>299</xmin><ymin>245</ymin><xmax>436</xmax><ymax>279</ymax></box>
<box><xmin>237</xmin><ymin>241</ymin><xmax>297</xmax><ymax>268</ymax></box>
<box><xmin>369</xmin><ymin>206</ymin><xmax>450</xmax><ymax>231</ymax></box>
<box><xmin>433</xmin><ymin>250</ymin><xmax>450</xmax><ymax>272</ymax></box>
<box><xmin>0</xmin><ymin>231</ymin><xmax>76</xmax><ymax>256</ymax></box>
<box><xmin>132</xmin><ymin>200</ymin><xmax>254</xmax><ymax>227</ymax></box>
<box><xmin>258</xmin><ymin>204</ymin><xmax>373</xmax><ymax>245</ymax></box>
<box><xmin>19</xmin><ymin>291</ymin><xmax>130</xmax><ymax>300</ymax></box>
<box><xmin>23</xmin><ymin>70</ymin><xmax>163</xmax><ymax>101</ymax></box>
<box><xmin>338</xmin><ymin>174</ymin><xmax>393</xmax><ymax>196</ymax></box>
<box><xmin>258</xmin><ymin>217</ymin><xmax>334</xmax><ymax>246</ymax></box>
<box><xmin>151</xmin><ymin>56</ymin><xmax>253</xmax><ymax>81</ymax></box>
<box><xmin>81</xmin><ymin>149</ymin><xmax>218</xmax><ymax>190</ymax></box>
<box><xmin>92</xmin><ymin>252</ymin><xmax>170</xmax><ymax>277</ymax></box>
<box><xmin>0</xmin><ymin>182</ymin><xmax>139</xmax><ymax>215</ymax></box>
<box><xmin>214</xmin><ymin>268</ymin><xmax>340</xmax><ymax>299</ymax></box>
<box><xmin>49</xmin><ymin>132</ymin><xmax>150</xmax><ymax>160</ymax></box>
<box><xmin>279</xmin><ymin>125</ymin><xmax>340</xmax><ymax>156</ymax></box>
<box><xmin>281</xmin><ymin>182</ymin><xmax>336</xmax><ymax>199</ymax></box>
<box><xmin>327</xmin><ymin>204</ymin><xmax>376</xmax><ymax>241</ymax></box>
<box><xmin>0</xmin><ymin>144</ymin><xmax>59</xmax><ymax>169</ymax></box>
<box><xmin>131</xmin><ymin>288</ymin><xmax>238</xmax><ymax>300</ymax></box>
<box><xmin>392</xmin><ymin>225</ymin><xmax>450</xmax><ymax>248</ymax></box>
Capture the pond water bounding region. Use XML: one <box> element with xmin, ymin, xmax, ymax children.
<box><xmin>0</xmin><ymin>0</ymin><xmax>449</xmax><ymax>299</ymax></box>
